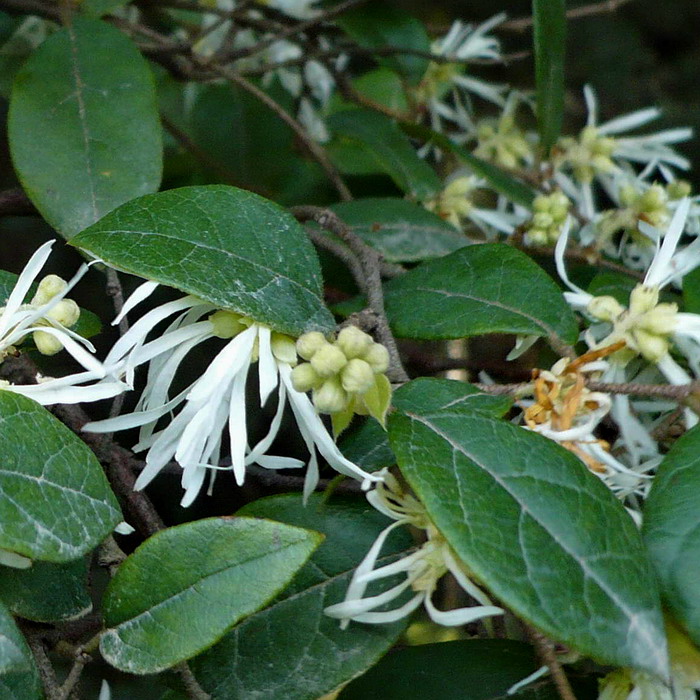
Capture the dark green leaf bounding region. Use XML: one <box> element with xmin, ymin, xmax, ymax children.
<box><xmin>330</xmin><ymin>198</ymin><xmax>467</xmax><ymax>262</ymax></box>
<box><xmin>81</xmin><ymin>0</ymin><xmax>130</xmax><ymax>17</ymax></box>
<box><xmin>71</xmin><ymin>186</ymin><xmax>335</xmax><ymax>336</ymax></box>
<box><xmin>329</xmin><ymin>68</ymin><xmax>410</xmax><ymax>115</ymax></box>
<box><xmin>383</xmin><ymin>244</ymin><xmax>579</xmax><ymax>342</ymax></box>
<box><xmin>8</xmin><ymin>17</ymin><xmax>162</xmax><ymax>238</ymax></box>
<box><xmin>587</xmin><ymin>271</ymin><xmax>637</xmax><ymax>307</ymax></box>
<box><xmin>533</xmin><ymin>0</ymin><xmax>566</xmax><ymax>152</ymax></box>
<box><xmin>100</xmin><ymin>517</ymin><xmax>322</xmax><ymax>674</ymax></box>
<box><xmin>400</xmin><ymin>122</ymin><xmax>536</xmax><ymax>207</ymax></box>
<box><xmin>339</xmin><ymin>418</ymin><xmax>395</xmax><ymax>473</ymax></box>
<box><xmin>0</xmin><ymin>600</ymin><xmax>43</xmax><ymax>699</ymax></box>
<box><xmin>338</xmin><ymin>639</ymin><xmax>542</xmax><ymax>699</ymax></box>
<box><xmin>191</xmin><ymin>494</ymin><xmax>413</xmax><ymax>700</ymax></box>
<box><xmin>683</xmin><ymin>266</ymin><xmax>700</xmax><ymax>314</ymax></box>
<box><xmin>328</xmin><ymin>110</ymin><xmax>442</xmax><ymax>199</ymax></box>
<box><xmin>643</xmin><ymin>425</ymin><xmax>700</xmax><ymax>646</ymax></box>
<box><xmin>0</xmin><ymin>558</ymin><xmax>90</xmax><ymax>623</ymax></box>
<box><xmin>388</xmin><ymin>407</ymin><xmax>667</xmax><ymax>677</ymax></box>
<box><xmin>0</xmin><ymin>392</ymin><xmax>121</xmax><ymax>563</ymax></box>
<box><xmin>336</xmin><ymin>2</ymin><xmax>430</xmax><ymax>85</ymax></box>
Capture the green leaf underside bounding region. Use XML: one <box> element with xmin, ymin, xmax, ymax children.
<box><xmin>0</xmin><ymin>269</ymin><xmax>101</xmax><ymax>340</ymax></box>
<box><xmin>8</xmin><ymin>17</ymin><xmax>162</xmax><ymax>239</ymax></box>
<box><xmin>643</xmin><ymin>425</ymin><xmax>700</xmax><ymax>645</ymax></box>
<box><xmin>0</xmin><ymin>600</ymin><xmax>43</xmax><ymax>699</ymax></box>
<box><xmin>0</xmin><ymin>392</ymin><xmax>121</xmax><ymax>562</ymax></box>
<box><xmin>400</xmin><ymin>122</ymin><xmax>536</xmax><ymax>207</ymax></box>
<box><xmin>330</xmin><ymin>198</ymin><xmax>467</xmax><ymax>262</ymax></box>
<box><xmin>191</xmin><ymin>495</ymin><xmax>413</xmax><ymax>700</ymax></box>
<box><xmin>383</xmin><ymin>244</ymin><xmax>578</xmax><ymax>342</ymax></box>
<box><xmin>388</xmin><ymin>408</ymin><xmax>667</xmax><ymax>677</ymax></box>
<box><xmin>100</xmin><ymin>517</ymin><xmax>322</xmax><ymax>674</ymax></box>
<box><xmin>328</xmin><ymin>110</ymin><xmax>442</xmax><ymax>199</ymax></box>
<box><xmin>335</xmin><ymin>2</ymin><xmax>430</xmax><ymax>85</ymax></box>
<box><xmin>533</xmin><ymin>0</ymin><xmax>566</xmax><ymax>152</ymax></box>
<box><xmin>0</xmin><ymin>558</ymin><xmax>91</xmax><ymax>623</ymax></box>
<box><xmin>71</xmin><ymin>186</ymin><xmax>335</xmax><ymax>336</ymax></box>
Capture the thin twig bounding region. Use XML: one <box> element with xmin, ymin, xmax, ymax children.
<box><xmin>501</xmin><ymin>0</ymin><xmax>635</xmax><ymax>32</ymax></box>
<box><xmin>527</xmin><ymin>627</ymin><xmax>577</xmax><ymax>700</ymax></box>
<box><xmin>177</xmin><ymin>662</ymin><xmax>211</xmax><ymax>700</ymax></box>
<box><xmin>203</xmin><ymin>63</ymin><xmax>353</xmax><ymax>202</ymax></box>
<box><xmin>24</xmin><ymin>630</ymin><xmax>61</xmax><ymax>700</ymax></box>
<box><xmin>292</xmin><ymin>206</ymin><xmax>409</xmax><ymax>382</ymax></box>
<box><xmin>55</xmin><ymin>649</ymin><xmax>92</xmax><ymax>700</ymax></box>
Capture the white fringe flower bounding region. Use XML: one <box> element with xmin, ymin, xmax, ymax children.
<box><xmin>83</xmin><ymin>282</ymin><xmax>380</xmax><ymax>506</ymax></box>
<box><xmin>325</xmin><ymin>469</ymin><xmax>503</xmax><ymax>627</ymax></box>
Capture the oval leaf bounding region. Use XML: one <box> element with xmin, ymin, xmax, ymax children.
<box><xmin>0</xmin><ymin>558</ymin><xmax>91</xmax><ymax>623</ymax></box>
<box><xmin>0</xmin><ymin>392</ymin><xmax>121</xmax><ymax>562</ymax></box>
<box><xmin>643</xmin><ymin>425</ymin><xmax>700</xmax><ymax>645</ymax></box>
<box><xmin>330</xmin><ymin>198</ymin><xmax>467</xmax><ymax>263</ymax></box>
<box><xmin>190</xmin><ymin>495</ymin><xmax>413</xmax><ymax>700</ymax></box>
<box><xmin>383</xmin><ymin>244</ymin><xmax>578</xmax><ymax>342</ymax></box>
<box><xmin>533</xmin><ymin>0</ymin><xmax>566</xmax><ymax>152</ymax></box>
<box><xmin>0</xmin><ymin>600</ymin><xmax>43</xmax><ymax>699</ymax></box>
<box><xmin>388</xmin><ymin>407</ymin><xmax>667</xmax><ymax>677</ymax></box>
<box><xmin>9</xmin><ymin>17</ymin><xmax>162</xmax><ymax>238</ymax></box>
<box><xmin>100</xmin><ymin>516</ymin><xmax>322</xmax><ymax>674</ymax></box>
<box><xmin>71</xmin><ymin>185</ymin><xmax>335</xmax><ymax>336</ymax></box>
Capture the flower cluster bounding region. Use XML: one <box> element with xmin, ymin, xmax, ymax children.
<box><xmin>324</xmin><ymin>469</ymin><xmax>503</xmax><ymax>627</ymax></box>
<box><xmin>524</xmin><ymin>191</ymin><xmax>571</xmax><ymax>245</ymax></box>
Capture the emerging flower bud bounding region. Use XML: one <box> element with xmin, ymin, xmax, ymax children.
<box><xmin>32</xmin><ymin>274</ymin><xmax>67</xmax><ymax>306</ymax></box>
<box><xmin>637</xmin><ymin>303</ymin><xmax>678</xmax><ymax>335</ymax></box>
<box><xmin>629</xmin><ymin>285</ymin><xmax>660</xmax><ymax>315</ymax></box>
<box><xmin>291</xmin><ymin>363</ymin><xmax>323</xmax><ymax>393</ymax></box>
<box><xmin>587</xmin><ymin>295</ymin><xmax>625</xmax><ymax>322</ymax></box>
<box><xmin>46</xmin><ymin>299</ymin><xmax>80</xmax><ymax>328</ymax></box>
<box><xmin>271</xmin><ymin>333</ymin><xmax>297</xmax><ymax>365</ymax></box>
<box><xmin>312</xmin><ymin>376</ymin><xmax>348</xmax><ymax>413</ymax></box>
<box><xmin>340</xmin><ymin>358</ymin><xmax>375</xmax><ymax>394</ymax></box>
<box><xmin>296</xmin><ymin>331</ymin><xmax>328</xmax><ymax>360</ymax></box>
<box><xmin>362</xmin><ymin>343</ymin><xmax>390</xmax><ymax>373</ymax></box>
<box><xmin>336</xmin><ymin>326</ymin><xmax>372</xmax><ymax>359</ymax></box>
<box><xmin>633</xmin><ymin>328</ymin><xmax>669</xmax><ymax>362</ymax></box>
<box><xmin>209</xmin><ymin>310</ymin><xmax>246</xmax><ymax>339</ymax></box>
<box><xmin>311</xmin><ymin>343</ymin><xmax>347</xmax><ymax>377</ymax></box>
<box><xmin>33</xmin><ymin>330</ymin><xmax>64</xmax><ymax>356</ymax></box>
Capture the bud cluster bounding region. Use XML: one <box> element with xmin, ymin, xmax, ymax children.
<box><xmin>474</xmin><ymin>112</ymin><xmax>532</xmax><ymax>170</ymax></box>
<box><xmin>29</xmin><ymin>275</ymin><xmax>81</xmax><ymax>356</ymax></box>
<box><xmin>555</xmin><ymin>125</ymin><xmax>617</xmax><ymax>182</ymax></box>
<box><xmin>424</xmin><ymin>176</ymin><xmax>477</xmax><ymax>229</ymax></box>
<box><xmin>587</xmin><ymin>284</ymin><xmax>678</xmax><ymax>363</ymax></box>
<box><xmin>291</xmin><ymin>326</ymin><xmax>390</xmax><ymax>414</ymax></box>
<box><xmin>525</xmin><ymin>191</ymin><xmax>570</xmax><ymax>245</ymax></box>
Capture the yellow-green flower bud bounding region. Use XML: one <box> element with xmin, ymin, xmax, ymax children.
<box><xmin>633</xmin><ymin>328</ymin><xmax>669</xmax><ymax>363</ymax></box>
<box><xmin>526</xmin><ymin>229</ymin><xmax>548</xmax><ymax>245</ymax></box>
<box><xmin>340</xmin><ymin>358</ymin><xmax>375</xmax><ymax>394</ymax></box>
<box><xmin>619</xmin><ymin>184</ymin><xmax>637</xmax><ymax>207</ymax></box>
<box><xmin>532</xmin><ymin>212</ymin><xmax>554</xmax><ymax>229</ymax></box>
<box><xmin>271</xmin><ymin>333</ymin><xmax>297</xmax><ymax>365</ymax></box>
<box><xmin>629</xmin><ymin>285</ymin><xmax>659</xmax><ymax>315</ymax></box>
<box><xmin>310</xmin><ymin>343</ymin><xmax>347</xmax><ymax>377</ymax></box>
<box><xmin>33</xmin><ymin>330</ymin><xmax>63</xmax><ymax>356</ymax></box>
<box><xmin>336</xmin><ymin>326</ymin><xmax>372</xmax><ymax>359</ymax></box>
<box><xmin>46</xmin><ymin>299</ymin><xmax>80</xmax><ymax>328</ymax></box>
<box><xmin>532</xmin><ymin>195</ymin><xmax>550</xmax><ymax>213</ymax></box>
<box><xmin>668</xmin><ymin>180</ymin><xmax>692</xmax><ymax>199</ymax></box>
<box><xmin>363</xmin><ymin>343</ymin><xmax>390</xmax><ymax>373</ymax></box>
<box><xmin>32</xmin><ymin>274</ymin><xmax>67</xmax><ymax>306</ymax></box>
<box><xmin>637</xmin><ymin>303</ymin><xmax>678</xmax><ymax>335</ymax></box>
<box><xmin>291</xmin><ymin>363</ymin><xmax>323</xmax><ymax>393</ymax></box>
<box><xmin>312</xmin><ymin>376</ymin><xmax>348</xmax><ymax>414</ymax></box>
<box><xmin>640</xmin><ymin>184</ymin><xmax>666</xmax><ymax>210</ymax></box>
<box><xmin>209</xmin><ymin>310</ymin><xmax>246</xmax><ymax>339</ymax></box>
<box><xmin>296</xmin><ymin>331</ymin><xmax>328</xmax><ymax>360</ymax></box>
<box><xmin>587</xmin><ymin>295</ymin><xmax>625</xmax><ymax>322</ymax></box>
